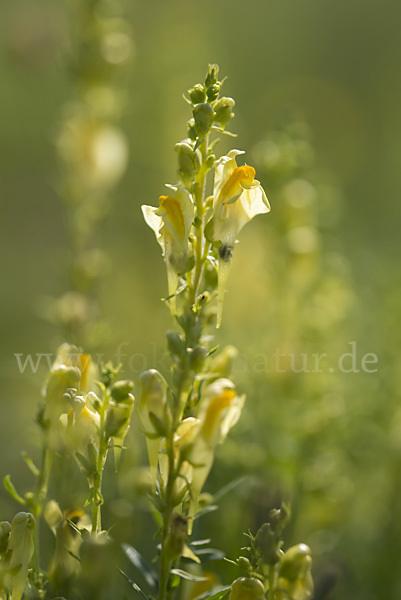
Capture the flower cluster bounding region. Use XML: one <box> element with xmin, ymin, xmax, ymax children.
<box><xmin>142</xmin><ymin>64</ymin><xmax>270</xmax><ymax>328</ymax></box>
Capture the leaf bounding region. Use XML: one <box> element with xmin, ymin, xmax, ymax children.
<box><xmin>194</xmin><ymin>505</ymin><xmax>218</xmax><ymax>520</ymax></box>
<box><xmin>118</xmin><ymin>568</ymin><xmax>149</xmax><ymax>600</ymax></box>
<box><xmin>192</xmin><ymin>586</ymin><xmax>231</xmax><ymax>600</ymax></box>
<box><xmin>66</xmin><ymin>518</ymin><xmax>83</xmax><ymax>536</ymax></box>
<box><xmin>170</xmin><ymin>569</ymin><xmax>208</xmax><ymax>582</ymax></box>
<box><xmin>213</xmin><ymin>477</ymin><xmax>248</xmax><ymax>502</ymax></box>
<box><xmin>21</xmin><ymin>452</ymin><xmax>40</xmax><ymax>477</ymax></box>
<box><xmin>190</xmin><ymin>539</ymin><xmax>211</xmax><ymax>547</ymax></box>
<box><xmin>122</xmin><ymin>544</ymin><xmax>158</xmax><ymax>591</ymax></box>
<box><xmin>192</xmin><ymin>548</ymin><xmax>225</xmax><ymax>562</ymax></box>
<box><xmin>3</xmin><ymin>475</ymin><xmax>26</xmax><ymax>505</ymax></box>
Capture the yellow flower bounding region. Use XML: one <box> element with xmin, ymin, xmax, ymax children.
<box><xmin>211</xmin><ymin>150</ymin><xmax>270</xmax><ymax>327</ymax></box>
<box><xmin>142</xmin><ymin>186</ymin><xmax>194</xmax><ymax>302</ymax></box>
<box><xmin>186</xmin><ymin>379</ymin><xmax>245</xmax><ymax>533</ymax></box>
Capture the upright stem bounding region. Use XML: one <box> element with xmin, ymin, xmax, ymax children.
<box><xmin>91</xmin><ymin>392</ymin><xmax>109</xmax><ymax>534</ymax></box>
<box><xmin>158</xmin><ymin>136</ymin><xmax>210</xmax><ymax>600</ymax></box>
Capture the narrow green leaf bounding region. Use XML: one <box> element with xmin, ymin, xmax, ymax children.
<box><xmin>21</xmin><ymin>452</ymin><xmax>40</xmax><ymax>477</ymax></box>
<box><xmin>118</xmin><ymin>568</ymin><xmax>149</xmax><ymax>600</ymax></box>
<box><xmin>170</xmin><ymin>569</ymin><xmax>208</xmax><ymax>582</ymax></box>
<box><xmin>193</xmin><ymin>587</ymin><xmax>231</xmax><ymax>600</ymax></box>
<box><xmin>122</xmin><ymin>543</ymin><xmax>158</xmax><ymax>591</ymax></box>
<box><xmin>3</xmin><ymin>475</ymin><xmax>26</xmax><ymax>506</ymax></box>
<box><xmin>190</xmin><ymin>539</ymin><xmax>211</xmax><ymax>547</ymax></box>
<box><xmin>192</xmin><ymin>548</ymin><xmax>225</xmax><ymax>562</ymax></box>
<box><xmin>194</xmin><ymin>505</ymin><xmax>218</xmax><ymax>520</ymax></box>
<box><xmin>213</xmin><ymin>477</ymin><xmax>248</xmax><ymax>502</ymax></box>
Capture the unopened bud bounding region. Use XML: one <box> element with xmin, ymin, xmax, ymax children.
<box><xmin>279</xmin><ymin>544</ymin><xmax>312</xmax><ymax>582</ymax></box>
<box><xmin>205</xmin><ymin>63</ymin><xmax>219</xmax><ymax>88</ymax></box>
<box><xmin>228</xmin><ymin>577</ymin><xmax>265</xmax><ymax>600</ymax></box>
<box><xmin>174</xmin><ymin>142</ymin><xmax>200</xmax><ymax>176</ymax></box>
<box><xmin>0</xmin><ymin>521</ymin><xmax>11</xmax><ymax>553</ymax></box>
<box><xmin>207</xmin><ymin>83</ymin><xmax>221</xmax><ymax>102</ymax></box>
<box><xmin>214</xmin><ymin>97</ymin><xmax>235</xmax><ymax>127</ymax></box>
<box><xmin>166</xmin><ymin>330</ymin><xmax>185</xmax><ymax>358</ymax></box>
<box><xmin>193</xmin><ymin>103</ymin><xmax>214</xmax><ymax>137</ymax></box>
<box><xmin>110</xmin><ymin>380</ymin><xmax>134</xmax><ymax>402</ymax></box>
<box><xmin>188</xmin><ymin>84</ymin><xmax>206</xmax><ymax>104</ymax></box>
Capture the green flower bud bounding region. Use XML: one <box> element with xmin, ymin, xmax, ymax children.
<box><xmin>187</xmin><ymin>118</ymin><xmax>197</xmax><ymax>141</ymax></box>
<box><xmin>188</xmin><ymin>83</ymin><xmax>206</xmax><ymax>104</ymax></box>
<box><xmin>0</xmin><ymin>521</ymin><xmax>11</xmax><ymax>553</ymax></box>
<box><xmin>206</xmin><ymin>154</ymin><xmax>215</xmax><ymax>169</ymax></box>
<box><xmin>214</xmin><ymin>97</ymin><xmax>235</xmax><ymax>127</ymax></box>
<box><xmin>205</xmin><ymin>63</ymin><xmax>219</xmax><ymax>88</ymax></box>
<box><xmin>8</xmin><ymin>512</ymin><xmax>35</xmax><ymax>600</ymax></box>
<box><xmin>104</xmin><ymin>394</ymin><xmax>134</xmax><ymax>439</ymax></box>
<box><xmin>237</xmin><ymin>556</ymin><xmax>251</xmax><ymax>571</ymax></box>
<box><xmin>165</xmin><ymin>514</ymin><xmax>187</xmax><ymax>561</ymax></box>
<box><xmin>229</xmin><ymin>577</ymin><xmax>265</xmax><ymax>600</ymax></box>
<box><xmin>137</xmin><ymin>369</ymin><xmax>171</xmax><ymax>490</ymax></box>
<box><xmin>193</xmin><ymin>103</ymin><xmax>214</xmax><ymax>137</ymax></box>
<box><xmin>207</xmin><ymin>83</ymin><xmax>221</xmax><ymax>102</ymax></box>
<box><xmin>279</xmin><ymin>544</ymin><xmax>312</xmax><ymax>582</ymax></box>
<box><xmin>174</xmin><ymin>141</ymin><xmax>200</xmax><ymax>176</ymax></box>
<box><xmin>110</xmin><ymin>380</ymin><xmax>135</xmax><ymax>402</ymax></box>
<box><xmin>166</xmin><ymin>330</ymin><xmax>185</xmax><ymax>358</ymax></box>
<box><xmin>188</xmin><ymin>346</ymin><xmax>208</xmax><ymax>371</ymax></box>
<box><xmin>277</xmin><ymin>544</ymin><xmax>313</xmax><ymax>600</ymax></box>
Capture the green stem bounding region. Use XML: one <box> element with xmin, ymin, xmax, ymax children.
<box><xmin>158</xmin><ymin>432</ymin><xmax>176</xmax><ymax>600</ymax></box>
<box><xmin>190</xmin><ymin>137</ymin><xmax>209</xmax><ymax>305</ymax></box>
<box><xmin>91</xmin><ymin>392</ymin><xmax>109</xmax><ymax>534</ymax></box>
<box><xmin>32</xmin><ymin>442</ymin><xmax>53</xmax><ymax>574</ymax></box>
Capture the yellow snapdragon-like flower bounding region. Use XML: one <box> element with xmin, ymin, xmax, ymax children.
<box><xmin>186</xmin><ymin>379</ymin><xmax>245</xmax><ymax>533</ymax></box>
<box><xmin>142</xmin><ymin>185</ymin><xmax>194</xmax><ymax>302</ymax></box>
<box><xmin>211</xmin><ymin>150</ymin><xmax>270</xmax><ymax>327</ymax></box>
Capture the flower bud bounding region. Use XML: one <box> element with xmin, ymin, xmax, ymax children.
<box><xmin>188</xmin><ymin>346</ymin><xmax>208</xmax><ymax>372</ymax></box>
<box><xmin>137</xmin><ymin>369</ymin><xmax>171</xmax><ymax>490</ymax></box>
<box><xmin>187</xmin><ymin>118</ymin><xmax>197</xmax><ymax>141</ymax></box>
<box><xmin>205</xmin><ymin>63</ymin><xmax>219</xmax><ymax>88</ymax></box>
<box><xmin>206</xmin><ymin>83</ymin><xmax>221</xmax><ymax>102</ymax></box>
<box><xmin>110</xmin><ymin>380</ymin><xmax>135</xmax><ymax>402</ymax></box>
<box><xmin>279</xmin><ymin>544</ymin><xmax>312</xmax><ymax>582</ymax></box>
<box><xmin>228</xmin><ymin>577</ymin><xmax>265</xmax><ymax>600</ymax></box>
<box><xmin>0</xmin><ymin>521</ymin><xmax>11</xmax><ymax>554</ymax></box>
<box><xmin>105</xmin><ymin>392</ymin><xmax>135</xmax><ymax>470</ymax></box>
<box><xmin>188</xmin><ymin>84</ymin><xmax>206</xmax><ymax>104</ymax></box>
<box><xmin>166</xmin><ymin>330</ymin><xmax>185</xmax><ymax>358</ymax></box>
<box><xmin>193</xmin><ymin>103</ymin><xmax>214</xmax><ymax>137</ymax></box>
<box><xmin>175</xmin><ymin>141</ymin><xmax>200</xmax><ymax>177</ymax></box>
<box><xmin>7</xmin><ymin>512</ymin><xmax>35</xmax><ymax>600</ymax></box>
<box><xmin>165</xmin><ymin>514</ymin><xmax>187</xmax><ymax>561</ymax></box>
<box><xmin>214</xmin><ymin>97</ymin><xmax>235</xmax><ymax>127</ymax></box>
<box><xmin>237</xmin><ymin>556</ymin><xmax>251</xmax><ymax>571</ymax></box>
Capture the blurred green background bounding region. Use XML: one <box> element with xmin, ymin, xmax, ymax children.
<box><xmin>1</xmin><ymin>0</ymin><xmax>400</xmax><ymax>599</ymax></box>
